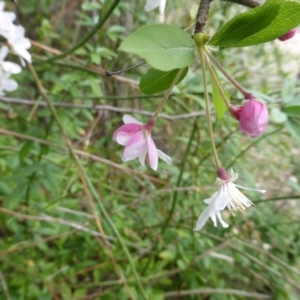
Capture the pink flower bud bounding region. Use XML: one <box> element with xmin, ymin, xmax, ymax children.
<box><xmin>278</xmin><ymin>28</ymin><xmax>297</xmax><ymax>41</ymax></box>
<box><xmin>231</xmin><ymin>96</ymin><xmax>268</xmax><ymax>138</ymax></box>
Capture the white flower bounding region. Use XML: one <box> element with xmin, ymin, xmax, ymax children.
<box><xmin>0</xmin><ymin>46</ymin><xmax>22</xmax><ymax>74</ymax></box>
<box><xmin>145</xmin><ymin>0</ymin><xmax>166</xmax><ymax>14</ymax></box>
<box><xmin>5</xmin><ymin>25</ymin><xmax>32</xmax><ymax>63</ymax></box>
<box><xmin>0</xmin><ymin>69</ymin><xmax>18</xmax><ymax>95</ymax></box>
<box><xmin>0</xmin><ymin>2</ymin><xmax>16</xmax><ymax>38</ymax></box>
<box><xmin>194</xmin><ymin>169</ymin><xmax>266</xmax><ymax>231</ymax></box>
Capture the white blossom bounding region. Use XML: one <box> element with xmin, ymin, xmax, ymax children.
<box><xmin>5</xmin><ymin>24</ymin><xmax>32</xmax><ymax>63</ymax></box>
<box><xmin>194</xmin><ymin>170</ymin><xmax>266</xmax><ymax>231</ymax></box>
<box><xmin>0</xmin><ymin>46</ymin><xmax>22</xmax><ymax>74</ymax></box>
<box><xmin>144</xmin><ymin>0</ymin><xmax>166</xmax><ymax>14</ymax></box>
<box><xmin>0</xmin><ymin>69</ymin><xmax>18</xmax><ymax>95</ymax></box>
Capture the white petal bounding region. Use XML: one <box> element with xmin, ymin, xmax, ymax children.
<box><xmin>2</xmin><ymin>61</ymin><xmax>22</xmax><ymax>74</ymax></box>
<box><xmin>203</xmin><ymin>191</ymin><xmax>219</xmax><ymax>205</ymax></box>
<box><xmin>123</xmin><ymin>114</ymin><xmax>141</xmax><ymax>124</ymax></box>
<box><xmin>0</xmin><ymin>46</ymin><xmax>8</xmax><ymax>60</ymax></box>
<box><xmin>12</xmin><ymin>47</ymin><xmax>31</xmax><ymax>63</ymax></box>
<box><xmin>144</xmin><ymin>0</ymin><xmax>161</xmax><ymax>11</ymax></box>
<box><xmin>216</xmin><ymin>212</ymin><xmax>229</xmax><ymax>228</ymax></box>
<box><xmin>157</xmin><ymin>149</ymin><xmax>172</xmax><ymax>165</ymax></box>
<box><xmin>159</xmin><ymin>0</ymin><xmax>166</xmax><ymax>14</ymax></box>
<box><xmin>194</xmin><ymin>205</ymin><xmax>214</xmax><ymax>231</ymax></box>
<box><xmin>1</xmin><ymin>78</ymin><xmax>18</xmax><ymax>92</ymax></box>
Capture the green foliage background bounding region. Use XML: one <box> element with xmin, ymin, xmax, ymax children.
<box><xmin>0</xmin><ymin>0</ymin><xmax>300</xmax><ymax>299</ymax></box>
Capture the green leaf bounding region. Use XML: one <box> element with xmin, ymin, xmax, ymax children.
<box><xmin>139</xmin><ymin>67</ymin><xmax>188</xmax><ymax>95</ymax></box>
<box><xmin>209</xmin><ymin>65</ymin><xmax>229</xmax><ymax>119</ymax></box>
<box><xmin>119</xmin><ymin>24</ymin><xmax>196</xmax><ymax>71</ymax></box>
<box><xmin>286</xmin><ymin>118</ymin><xmax>300</xmax><ymax>143</ymax></box>
<box><xmin>282</xmin><ymin>105</ymin><xmax>300</xmax><ymax>118</ymax></box>
<box><xmin>208</xmin><ymin>0</ymin><xmax>300</xmax><ymax>49</ymax></box>
<box><xmin>19</xmin><ymin>141</ymin><xmax>33</xmax><ymax>162</ymax></box>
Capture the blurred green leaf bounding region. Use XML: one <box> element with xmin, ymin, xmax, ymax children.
<box><xmin>283</xmin><ymin>105</ymin><xmax>300</xmax><ymax>118</ymax></box>
<box><xmin>286</xmin><ymin>118</ymin><xmax>300</xmax><ymax>143</ymax></box>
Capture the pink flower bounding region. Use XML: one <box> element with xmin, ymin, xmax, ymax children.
<box><xmin>278</xmin><ymin>29</ymin><xmax>297</xmax><ymax>41</ymax></box>
<box><xmin>113</xmin><ymin>114</ymin><xmax>171</xmax><ymax>171</ymax></box>
<box><xmin>231</xmin><ymin>96</ymin><xmax>268</xmax><ymax>138</ymax></box>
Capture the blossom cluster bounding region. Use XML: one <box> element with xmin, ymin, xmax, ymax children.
<box><xmin>0</xmin><ymin>1</ymin><xmax>31</xmax><ymax>95</ymax></box>
<box><xmin>112</xmin><ymin>1</ymin><xmax>298</xmax><ymax>231</ymax></box>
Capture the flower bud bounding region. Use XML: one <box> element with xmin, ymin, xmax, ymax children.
<box><xmin>278</xmin><ymin>28</ymin><xmax>297</xmax><ymax>41</ymax></box>
<box><xmin>231</xmin><ymin>96</ymin><xmax>268</xmax><ymax>138</ymax></box>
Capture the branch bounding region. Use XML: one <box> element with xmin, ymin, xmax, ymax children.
<box><xmin>194</xmin><ymin>0</ymin><xmax>213</xmax><ymax>34</ymax></box>
<box><xmin>221</xmin><ymin>0</ymin><xmax>259</xmax><ymax>8</ymax></box>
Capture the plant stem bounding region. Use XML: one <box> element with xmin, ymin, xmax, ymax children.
<box><xmin>152</xmin><ymin>69</ymin><xmax>184</xmax><ymax>121</ymax></box>
<box><xmin>26</xmin><ymin>62</ymin><xmax>148</xmax><ymax>299</ymax></box>
<box><xmin>205</xmin><ymin>53</ymin><xmax>231</xmax><ymax>108</ymax></box>
<box><xmin>199</xmin><ymin>47</ymin><xmax>221</xmax><ymax>169</ymax></box>
<box><xmin>205</xmin><ymin>50</ymin><xmax>249</xmax><ymax>97</ymax></box>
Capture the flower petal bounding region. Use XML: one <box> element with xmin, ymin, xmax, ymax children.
<box><xmin>144</xmin><ymin>0</ymin><xmax>161</xmax><ymax>11</ymax></box>
<box><xmin>147</xmin><ymin>136</ymin><xmax>158</xmax><ymax>171</ymax></box>
<box><xmin>123</xmin><ymin>114</ymin><xmax>141</xmax><ymax>124</ymax></box>
<box><xmin>216</xmin><ymin>212</ymin><xmax>229</xmax><ymax>228</ymax></box>
<box><xmin>159</xmin><ymin>0</ymin><xmax>166</xmax><ymax>14</ymax></box>
<box><xmin>1</xmin><ymin>77</ymin><xmax>18</xmax><ymax>92</ymax></box>
<box><xmin>122</xmin><ymin>131</ymin><xmax>147</xmax><ymax>161</ymax></box>
<box><xmin>138</xmin><ymin>147</ymin><xmax>148</xmax><ymax>167</ymax></box>
<box><xmin>157</xmin><ymin>149</ymin><xmax>171</xmax><ymax>165</ymax></box>
<box><xmin>113</xmin><ymin>123</ymin><xmax>142</xmax><ymax>144</ymax></box>
<box><xmin>2</xmin><ymin>61</ymin><xmax>22</xmax><ymax>74</ymax></box>
<box><xmin>194</xmin><ymin>204</ymin><xmax>215</xmax><ymax>231</ymax></box>
<box><xmin>0</xmin><ymin>46</ymin><xmax>8</xmax><ymax>61</ymax></box>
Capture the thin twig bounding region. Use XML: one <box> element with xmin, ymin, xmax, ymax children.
<box><xmin>0</xmin><ymin>270</ymin><xmax>11</xmax><ymax>300</ymax></box>
<box><xmin>221</xmin><ymin>0</ymin><xmax>259</xmax><ymax>8</ymax></box>
<box><xmin>164</xmin><ymin>288</ymin><xmax>271</xmax><ymax>299</ymax></box>
<box><xmin>0</xmin><ymin>96</ymin><xmax>207</xmax><ymax>120</ymax></box>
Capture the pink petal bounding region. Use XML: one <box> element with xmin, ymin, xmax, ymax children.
<box><xmin>157</xmin><ymin>149</ymin><xmax>172</xmax><ymax>165</ymax></box>
<box><xmin>147</xmin><ymin>136</ymin><xmax>158</xmax><ymax>171</ymax></box>
<box><xmin>122</xmin><ymin>131</ymin><xmax>147</xmax><ymax>161</ymax></box>
<box><xmin>113</xmin><ymin>123</ymin><xmax>142</xmax><ymax>144</ymax></box>
<box><xmin>123</xmin><ymin>114</ymin><xmax>141</xmax><ymax>124</ymax></box>
<box><xmin>138</xmin><ymin>148</ymin><xmax>148</xmax><ymax>167</ymax></box>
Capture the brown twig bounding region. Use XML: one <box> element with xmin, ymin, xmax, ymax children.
<box><xmin>221</xmin><ymin>0</ymin><xmax>259</xmax><ymax>8</ymax></box>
